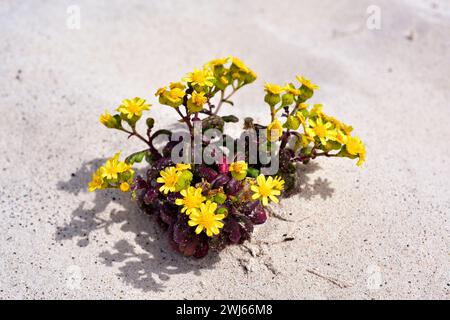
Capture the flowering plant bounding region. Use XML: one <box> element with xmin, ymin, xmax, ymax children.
<box><xmin>89</xmin><ymin>57</ymin><xmax>366</xmax><ymax>258</ymax></box>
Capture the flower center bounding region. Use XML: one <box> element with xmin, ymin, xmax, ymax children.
<box><xmin>258</xmin><ymin>184</ymin><xmax>271</xmax><ymax>197</ymax></box>
<box><xmin>192</xmin><ymin>72</ymin><xmax>206</xmax><ymax>84</ymax></box>
<box><xmin>185</xmin><ymin>196</ymin><xmax>200</xmax><ymax>209</ymax></box>
<box><xmin>198</xmin><ymin>212</ymin><xmax>216</xmax><ymax>229</ymax></box>
<box><xmin>127</xmin><ymin>103</ymin><xmax>140</xmax><ymax>114</ymax></box>
<box><xmin>314</xmin><ymin>125</ymin><xmax>326</xmax><ymax>138</ymax></box>
<box><xmin>169</xmin><ymin>91</ymin><xmax>179</xmax><ymax>99</ymax></box>
<box><xmin>93</xmin><ymin>176</ymin><xmax>102</xmax><ymax>185</ymax></box>
<box><xmin>165</xmin><ymin>175</ymin><xmax>177</xmax><ymax>187</ymax></box>
<box><xmin>105</xmin><ymin>166</ymin><xmax>117</xmax><ymax>176</ymax></box>
<box><xmin>193</xmin><ymin>96</ymin><xmax>203</xmax><ymax>106</ymax></box>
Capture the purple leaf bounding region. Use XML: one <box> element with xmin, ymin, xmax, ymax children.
<box><xmin>194</xmin><ymin>240</ymin><xmax>209</xmax><ymax>258</ymax></box>
<box><xmin>198</xmin><ymin>166</ymin><xmax>218</xmax><ymax>182</ymax></box>
<box><xmin>143</xmin><ymin>189</ymin><xmax>158</xmax><ymax>205</ymax></box>
<box><xmin>211</xmin><ymin>173</ymin><xmax>231</xmax><ymax>189</ymax></box>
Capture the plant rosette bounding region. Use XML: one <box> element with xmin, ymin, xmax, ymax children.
<box><xmin>89</xmin><ymin>56</ymin><xmax>366</xmax><ymax>258</ymax></box>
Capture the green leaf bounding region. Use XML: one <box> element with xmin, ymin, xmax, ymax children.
<box><xmin>151</xmin><ymin>129</ymin><xmax>172</xmax><ymax>140</ymax></box>
<box><xmin>328</xmin><ymin>141</ymin><xmax>342</xmax><ymax>151</ymax></box>
<box><xmin>221</xmin><ymin>115</ymin><xmax>239</xmax><ymax>123</ymax></box>
<box><xmin>125</xmin><ymin>150</ymin><xmax>147</xmax><ymax>165</ymax></box>
<box><xmin>222</xmin><ymin>99</ymin><xmax>234</xmax><ymax>106</ymax></box>
<box><xmin>247</xmin><ymin>167</ymin><xmax>260</xmax><ymax>178</ymax></box>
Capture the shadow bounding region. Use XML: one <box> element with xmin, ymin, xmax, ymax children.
<box><xmin>290</xmin><ymin>162</ymin><xmax>335</xmax><ymax>200</ymax></box>
<box><xmin>55</xmin><ymin>159</ymin><xmax>219</xmax><ymax>293</ymax></box>
<box><xmin>57</xmin><ymin>158</ymin><xmax>107</xmax><ymax>196</ymax></box>
<box><xmin>55</xmin><ymin>158</ymin><xmax>332</xmax><ymax>292</ymax></box>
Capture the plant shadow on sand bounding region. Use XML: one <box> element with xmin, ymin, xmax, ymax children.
<box><xmin>291</xmin><ymin>161</ymin><xmax>335</xmax><ymax>200</ymax></box>
<box><xmin>55</xmin><ymin>158</ymin><xmax>333</xmax><ymax>292</ymax></box>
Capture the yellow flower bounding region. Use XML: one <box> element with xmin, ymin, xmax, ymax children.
<box><xmin>346</xmin><ymin>136</ymin><xmax>363</xmax><ymax>155</ymax></box>
<box><xmin>117</xmin><ymin>97</ymin><xmax>150</xmax><ymax>119</ymax></box>
<box><xmin>296</xmin><ymin>111</ymin><xmax>306</xmax><ymax>125</ymax></box>
<box><xmin>248</xmin><ymin>70</ymin><xmax>257</xmax><ymax>79</ymax></box>
<box><xmin>345</xmin><ymin>136</ymin><xmax>366</xmax><ymax>166</ymax></box>
<box><xmin>328</xmin><ymin>117</ymin><xmax>354</xmax><ymax>135</ymax></box>
<box><xmin>206</xmin><ymin>57</ymin><xmax>229</xmax><ymax>68</ymax></box>
<box><xmin>187</xmin><ymin>91</ymin><xmax>207</xmax><ymax>113</ymax></box>
<box><xmin>309</xmin><ymin>104</ymin><xmax>324</xmax><ymax>117</ymax></box>
<box><xmin>88</xmin><ymin>170</ymin><xmax>104</xmax><ymax>192</ymax></box>
<box><xmin>267</xmin><ymin>118</ymin><xmax>283</xmax><ymax>142</ymax></box>
<box><xmin>251</xmin><ymin>174</ymin><xmax>281</xmax><ymax>206</ymax></box>
<box><xmin>156</xmin><ymin>166</ymin><xmax>182</xmax><ymax>194</ymax></box>
<box><xmin>175</xmin><ymin>163</ymin><xmax>192</xmax><ymax>171</ymax></box>
<box><xmin>119</xmin><ymin>182</ymin><xmax>130</xmax><ymax>192</ymax></box>
<box><xmin>335</xmin><ymin>129</ymin><xmax>348</xmax><ymax>144</ymax></box>
<box><xmin>219</xmin><ymin>76</ymin><xmax>229</xmax><ymax>85</ymax></box>
<box><xmin>230</xmin><ymin>56</ymin><xmax>250</xmax><ymax>72</ymax></box>
<box><xmin>341</xmin><ymin>123</ymin><xmax>353</xmax><ymax>135</ymax></box>
<box><xmin>273</xmin><ymin>176</ymin><xmax>285</xmax><ymax>191</ymax></box>
<box><xmin>175</xmin><ymin>187</ymin><xmax>206</xmax><ymax>215</ymax></box>
<box><xmin>284</xmin><ymin>85</ymin><xmax>301</xmax><ymax>96</ymax></box>
<box><xmin>229</xmin><ymin>161</ymin><xmax>248</xmax><ymax>175</ymax></box>
<box><xmin>298</xmin><ymin>103</ymin><xmax>309</xmax><ymax>110</ymax></box>
<box><xmin>301</xmin><ymin>134</ymin><xmax>314</xmax><ymax>147</ymax></box>
<box><xmin>169</xmin><ymin>82</ymin><xmax>185</xmax><ymax>90</ymax></box>
<box><xmin>99</xmin><ymin>111</ymin><xmax>113</xmax><ymax>126</ymax></box>
<box><xmin>264</xmin><ymin>83</ymin><xmax>284</xmax><ymax>95</ymax></box>
<box><xmin>188</xmin><ymin>200</ymin><xmax>225</xmax><ymax>237</ymax></box>
<box><xmin>165</xmin><ymin>87</ymin><xmax>185</xmax><ymax>104</ymax></box>
<box><xmin>155</xmin><ymin>87</ymin><xmax>166</xmax><ymax>97</ymax></box>
<box><xmin>100</xmin><ymin>153</ymin><xmax>130</xmax><ymax>180</ymax></box>
<box><xmin>182</xmin><ymin>68</ymin><xmax>215</xmax><ymax>87</ymax></box>
<box><xmin>305</xmin><ymin>116</ymin><xmax>336</xmax><ymax>145</ymax></box>
<box><xmin>357</xmin><ymin>147</ymin><xmax>366</xmax><ymax>166</ymax></box>
<box><xmin>296</xmin><ymin>75</ymin><xmax>319</xmax><ymax>90</ymax></box>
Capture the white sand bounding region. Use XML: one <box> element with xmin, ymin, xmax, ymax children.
<box><xmin>0</xmin><ymin>0</ymin><xmax>449</xmax><ymax>299</ymax></box>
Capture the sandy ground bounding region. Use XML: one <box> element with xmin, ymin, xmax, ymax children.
<box><xmin>0</xmin><ymin>0</ymin><xmax>449</xmax><ymax>299</ymax></box>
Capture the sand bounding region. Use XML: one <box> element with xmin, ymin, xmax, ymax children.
<box><xmin>0</xmin><ymin>0</ymin><xmax>449</xmax><ymax>299</ymax></box>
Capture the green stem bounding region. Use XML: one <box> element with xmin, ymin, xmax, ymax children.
<box><xmin>174</xmin><ymin>107</ymin><xmax>195</xmax><ymax>159</ymax></box>
<box><xmin>214</xmin><ymin>85</ymin><xmax>240</xmax><ymax>116</ymax></box>
<box><xmin>213</xmin><ymin>90</ymin><xmax>225</xmax><ymax>116</ymax></box>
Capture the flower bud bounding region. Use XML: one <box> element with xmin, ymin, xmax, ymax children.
<box><xmin>216</xmin><ymin>206</ymin><xmax>229</xmax><ymax>216</ymax></box>
<box><xmin>146</xmin><ymin>117</ymin><xmax>155</xmax><ymax>129</ymax></box>
<box><xmin>264</xmin><ymin>93</ymin><xmax>281</xmax><ymax>107</ymax></box>
<box><xmin>299</xmin><ymin>87</ymin><xmax>314</xmax><ymax>102</ymax></box>
<box><xmin>174</xmin><ymin>170</ymin><xmax>193</xmax><ymax>192</ymax></box>
<box><xmin>281</xmin><ymin>93</ymin><xmax>294</xmax><ymax>106</ymax></box>
<box><xmin>213</xmin><ymin>193</ymin><xmax>227</xmax><ymax>204</ymax></box>
<box><xmin>202</xmin><ymin>115</ymin><xmax>225</xmax><ymax>132</ymax></box>
<box><xmin>100</xmin><ymin>112</ymin><xmax>121</xmax><ymax>129</ymax></box>
<box><xmin>284</xmin><ymin>115</ymin><xmax>300</xmax><ymax>130</ymax></box>
<box><xmin>242</xmin><ymin>70</ymin><xmax>257</xmax><ymax>84</ymax></box>
<box><xmin>231</xmin><ymin>171</ymin><xmax>247</xmax><ymax>181</ymax></box>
